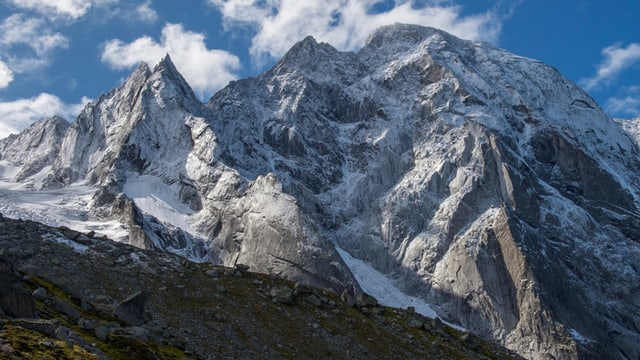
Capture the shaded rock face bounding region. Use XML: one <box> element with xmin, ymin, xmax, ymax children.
<box><xmin>113</xmin><ymin>291</ymin><xmax>151</xmax><ymax>326</ymax></box>
<box><xmin>0</xmin><ymin>258</ymin><xmax>37</xmax><ymax>318</ymax></box>
<box><xmin>2</xmin><ymin>25</ymin><xmax>640</xmax><ymax>359</ymax></box>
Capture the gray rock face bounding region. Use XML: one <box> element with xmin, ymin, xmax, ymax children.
<box><xmin>113</xmin><ymin>291</ymin><xmax>150</xmax><ymax>326</ymax></box>
<box><xmin>0</xmin><ymin>257</ymin><xmax>37</xmax><ymax>318</ymax></box>
<box><xmin>0</xmin><ymin>116</ymin><xmax>69</xmax><ymax>182</ymax></box>
<box><xmin>1</xmin><ymin>24</ymin><xmax>640</xmax><ymax>359</ymax></box>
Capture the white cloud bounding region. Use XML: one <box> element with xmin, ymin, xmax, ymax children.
<box><xmin>209</xmin><ymin>0</ymin><xmax>506</xmax><ymax>64</ymax></box>
<box><xmin>5</xmin><ymin>0</ymin><xmax>92</xmax><ymax>20</ymax></box>
<box><xmin>605</xmin><ymin>86</ymin><xmax>640</xmax><ymax>117</ymax></box>
<box><xmin>0</xmin><ymin>14</ymin><xmax>69</xmax><ymax>73</ymax></box>
<box><xmin>0</xmin><ymin>93</ymin><xmax>89</xmax><ymax>139</ymax></box>
<box><xmin>5</xmin><ymin>0</ymin><xmax>119</xmax><ymax>21</ymax></box>
<box><xmin>101</xmin><ymin>23</ymin><xmax>241</xmax><ymax>97</ymax></box>
<box><xmin>0</xmin><ymin>60</ymin><xmax>13</xmax><ymax>89</ymax></box>
<box><xmin>135</xmin><ymin>0</ymin><xmax>158</xmax><ymax>23</ymax></box>
<box><xmin>581</xmin><ymin>42</ymin><xmax>640</xmax><ymax>91</ymax></box>
<box><xmin>0</xmin><ymin>14</ymin><xmax>69</xmax><ymax>56</ymax></box>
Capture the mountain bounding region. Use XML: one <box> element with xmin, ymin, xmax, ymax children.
<box><xmin>0</xmin><ymin>116</ymin><xmax>69</xmax><ymax>184</ymax></box>
<box><xmin>618</xmin><ymin>116</ymin><xmax>640</xmax><ymax>148</ymax></box>
<box><xmin>1</xmin><ymin>24</ymin><xmax>639</xmax><ymax>359</ymax></box>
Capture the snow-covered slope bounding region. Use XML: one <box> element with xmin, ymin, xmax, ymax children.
<box><xmin>1</xmin><ymin>24</ymin><xmax>639</xmax><ymax>360</ymax></box>
<box><xmin>618</xmin><ymin>116</ymin><xmax>640</xmax><ymax>148</ymax></box>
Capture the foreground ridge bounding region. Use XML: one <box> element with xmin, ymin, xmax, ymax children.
<box><xmin>0</xmin><ymin>214</ymin><xmax>521</xmax><ymax>359</ymax></box>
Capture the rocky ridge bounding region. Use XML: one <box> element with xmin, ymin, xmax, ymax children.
<box><xmin>0</xmin><ymin>214</ymin><xmax>520</xmax><ymax>359</ymax></box>
<box><xmin>0</xmin><ymin>24</ymin><xmax>639</xmax><ymax>359</ymax></box>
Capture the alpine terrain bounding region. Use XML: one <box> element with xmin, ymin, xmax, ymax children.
<box><xmin>1</xmin><ymin>24</ymin><xmax>639</xmax><ymax>359</ymax></box>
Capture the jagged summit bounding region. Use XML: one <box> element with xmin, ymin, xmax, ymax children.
<box><xmin>2</xmin><ymin>25</ymin><xmax>640</xmax><ymax>360</ymax></box>
<box><xmin>364</xmin><ymin>23</ymin><xmax>453</xmax><ymax>49</ymax></box>
<box><xmin>149</xmin><ymin>54</ymin><xmax>201</xmax><ymax>109</ymax></box>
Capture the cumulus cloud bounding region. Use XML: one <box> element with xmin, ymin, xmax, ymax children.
<box><xmin>0</xmin><ymin>60</ymin><xmax>13</xmax><ymax>89</ymax></box>
<box><xmin>209</xmin><ymin>0</ymin><xmax>507</xmax><ymax>64</ymax></box>
<box><xmin>581</xmin><ymin>42</ymin><xmax>640</xmax><ymax>91</ymax></box>
<box><xmin>101</xmin><ymin>23</ymin><xmax>241</xmax><ymax>97</ymax></box>
<box><xmin>0</xmin><ymin>14</ymin><xmax>69</xmax><ymax>55</ymax></box>
<box><xmin>0</xmin><ymin>93</ymin><xmax>90</xmax><ymax>139</ymax></box>
<box><xmin>135</xmin><ymin>0</ymin><xmax>158</xmax><ymax>23</ymax></box>
<box><xmin>605</xmin><ymin>86</ymin><xmax>640</xmax><ymax>117</ymax></box>
<box><xmin>0</xmin><ymin>14</ymin><xmax>69</xmax><ymax>72</ymax></box>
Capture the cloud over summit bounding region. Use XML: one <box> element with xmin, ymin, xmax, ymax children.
<box><xmin>209</xmin><ymin>0</ymin><xmax>505</xmax><ymax>65</ymax></box>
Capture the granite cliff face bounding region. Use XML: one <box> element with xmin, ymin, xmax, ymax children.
<box><xmin>0</xmin><ymin>116</ymin><xmax>69</xmax><ymax>183</ymax></box>
<box><xmin>1</xmin><ymin>24</ymin><xmax>639</xmax><ymax>359</ymax></box>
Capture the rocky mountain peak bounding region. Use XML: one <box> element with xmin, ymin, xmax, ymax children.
<box><xmin>154</xmin><ymin>53</ymin><xmax>178</xmax><ymax>73</ymax></box>
<box><xmin>0</xmin><ymin>115</ymin><xmax>70</xmax><ymax>182</ymax></box>
<box><xmin>148</xmin><ymin>54</ymin><xmax>200</xmax><ymax>110</ymax></box>
<box><xmin>44</xmin><ymin>115</ymin><xmax>70</xmax><ymax>129</ymax></box>
<box><xmin>364</xmin><ymin>23</ymin><xmax>445</xmax><ymax>49</ymax></box>
<box><xmin>272</xmin><ymin>34</ymin><xmax>359</xmax><ymax>81</ymax></box>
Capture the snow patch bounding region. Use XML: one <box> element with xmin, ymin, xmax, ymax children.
<box><xmin>0</xmin><ymin>161</ymin><xmax>19</xmax><ymax>180</ymax></box>
<box><xmin>336</xmin><ymin>246</ymin><xmax>464</xmax><ymax>330</ymax></box>
<box><xmin>0</xmin><ymin>180</ymin><xmax>128</xmax><ymax>241</ymax></box>
<box><xmin>123</xmin><ymin>174</ymin><xmax>196</xmax><ymax>234</ymax></box>
<box><xmin>42</xmin><ymin>233</ymin><xmax>89</xmax><ymax>253</ymax></box>
<box><xmin>569</xmin><ymin>329</ymin><xmax>592</xmax><ymax>344</ymax></box>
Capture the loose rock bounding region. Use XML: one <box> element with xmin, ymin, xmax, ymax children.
<box><xmin>113</xmin><ymin>291</ymin><xmax>150</xmax><ymax>326</ymax></box>
<box><xmin>270</xmin><ymin>286</ymin><xmax>294</xmax><ymax>304</ymax></box>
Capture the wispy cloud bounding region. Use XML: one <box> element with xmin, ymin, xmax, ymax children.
<box><xmin>100</xmin><ymin>23</ymin><xmax>241</xmax><ymax>98</ymax></box>
<box><xmin>135</xmin><ymin>0</ymin><xmax>158</xmax><ymax>24</ymax></box>
<box><xmin>4</xmin><ymin>0</ymin><xmax>118</xmax><ymax>21</ymax></box>
<box><xmin>0</xmin><ymin>93</ymin><xmax>89</xmax><ymax>138</ymax></box>
<box><xmin>0</xmin><ymin>14</ymin><xmax>69</xmax><ymax>73</ymax></box>
<box><xmin>209</xmin><ymin>0</ymin><xmax>510</xmax><ymax>65</ymax></box>
<box><xmin>605</xmin><ymin>86</ymin><xmax>640</xmax><ymax>118</ymax></box>
<box><xmin>0</xmin><ymin>59</ymin><xmax>13</xmax><ymax>89</ymax></box>
<box><xmin>5</xmin><ymin>0</ymin><xmax>92</xmax><ymax>20</ymax></box>
<box><xmin>581</xmin><ymin>42</ymin><xmax>640</xmax><ymax>91</ymax></box>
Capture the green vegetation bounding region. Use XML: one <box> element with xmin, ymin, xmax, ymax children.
<box><xmin>0</xmin><ymin>325</ymin><xmax>98</xmax><ymax>360</ymax></box>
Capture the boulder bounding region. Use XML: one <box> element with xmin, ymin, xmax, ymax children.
<box><xmin>270</xmin><ymin>286</ymin><xmax>294</xmax><ymax>304</ymax></box>
<box><xmin>113</xmin><ymin>326</ymin><xmax>150</xmax><ymax>342</ymax></box>
<box><xmin>0</xmin><ymin>291</ymin><xmax>37</xmax><ymax>318</ymax></box>
<box><xmin>340</xmin><ymin>289</ymin><xmax>356</xmax><ymax>307</ymax></box>
<box><xmin>205</xmin><ymin>269</ymin><xmax>219</xmax><ymax>278</ymax></box>
<box><xmin>113</xmin><ymin>291</ymin><xmax>150</xmax><ymax>326</ymax></box>
<box><xmin>356</xmin><ymin>292</ymin><xmax>378</xmax><ymax>307</ymax></box>
<box><xmin>294</xmin><ymin>282</ymin><xmax>313</xmax><ymax>296</ymax></box>
<box><xmin>0</xmin><ymin>257</ymin><xmax>37</xmax><ymax>318</ymax></box>
<box><xmin>60</xmin><ymin>228</ymin><xmax>81</xmax><ymax>241</ymax></box>
<box><xmin>234</xmin><ymin>263</ymin><xmax>250</xmax><ymax>274</ymax></box>
<box><xmin>408</xmin><ymin>319</ymin><xmax>423</xmax><ymax>329</ymax></box>
<box><xmin>32</xmin><ymin>287</ymin><xmax>49</xmax><ymax>301</ymax></box>
<box><xmin>54</xmin><ymin>297</ymin><xmax>80</xmax><ymax>320</ymax></box>
<box><xmin>305</xmin><ymin>294</ymin><xmax>322</xmax><ymax>307</ymax></box>
<box><xmin>94</xmin><ymin>326</ymin><xmax>111</xmax><ymax>342</ymax></box>
<box><xmin>54</xmin><ymin>326</ymin><xmax>72</xmax><ymax>345</ymax></box>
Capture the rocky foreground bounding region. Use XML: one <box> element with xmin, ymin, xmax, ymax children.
<box><xmin>0</xmin><ymin>213</ymin><xmax>520</xmax><ymax>359</ymax></box>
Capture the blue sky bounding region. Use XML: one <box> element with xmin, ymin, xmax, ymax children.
<box><xmin>0</xmin><ymin>0</ymin><xmax>638</xmax><ymax>137</ymax></box>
